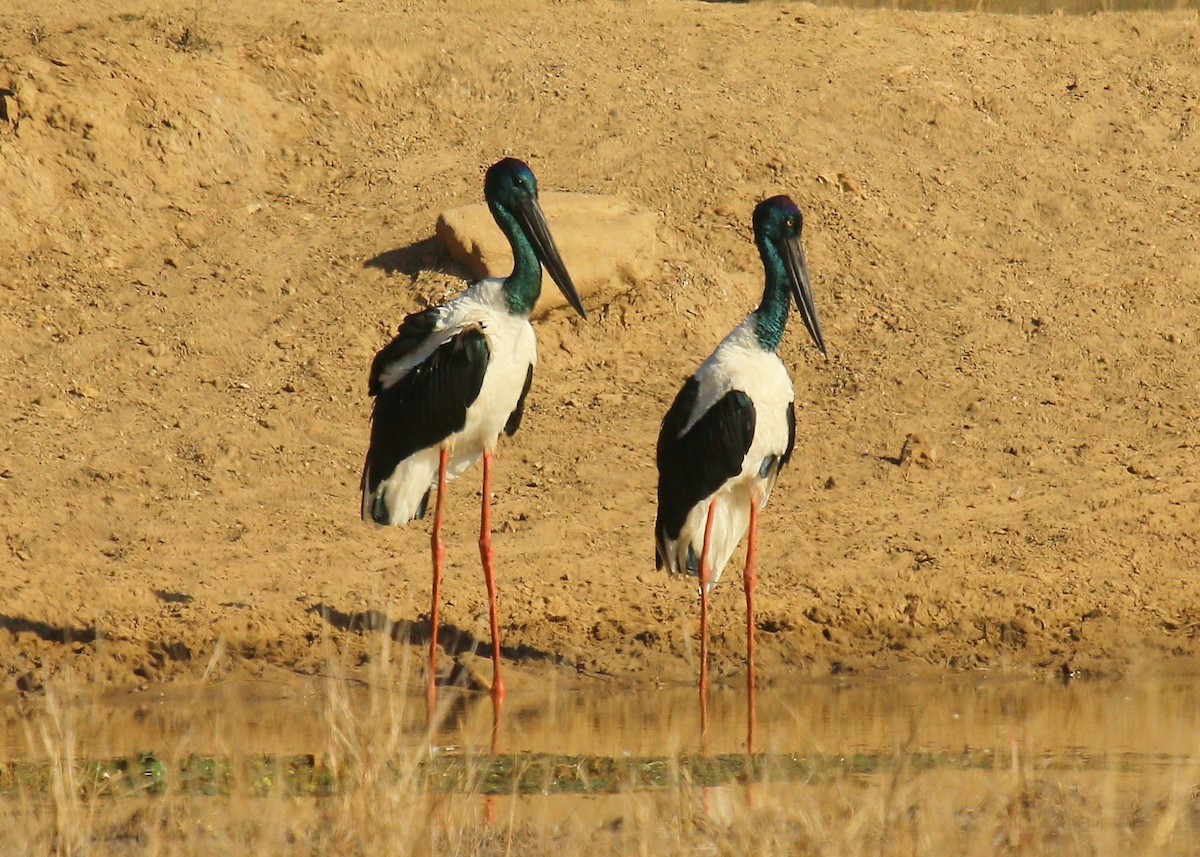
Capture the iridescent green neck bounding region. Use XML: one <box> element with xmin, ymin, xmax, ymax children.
<box><xmin>753</xmin><ymin>234</ymin><xmax>790</xmax><ymax>352</ymax></box>
<box><xmin>490</xmin><ymin>201</ymin><xmax>543</xmax><ymax>316</ymax></box>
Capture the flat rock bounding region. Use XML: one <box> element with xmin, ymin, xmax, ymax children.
<box><xmin>436</xmin><ymin>192</ymin><xmax>659</xmax><ymax>314</ymax></box>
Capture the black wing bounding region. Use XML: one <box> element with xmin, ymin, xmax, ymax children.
<box><xmin>504</xmin><ymin>364</ymin><xmax>534</xmax><ymax>437</ymax></box>
<box><xmin>367</xmin><ymin>307</ymin><xmax>441</xmax><ymax>396</ymax></box>
<box><xmin>781</xmin><ymin>400</ymin><xmax>796</xmax><ymax>468</ymax></box>
<box><xmin>655</xmin><ymin>377</ymin><xmax>756</xmax><ymax>566</ymax></box>
<box><xmin>361</xmin><ymin>323</ymin><xmax>490</xmax><ymax>507</ymax></box>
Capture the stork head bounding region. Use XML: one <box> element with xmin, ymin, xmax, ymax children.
<box><xmin>753</xmin><ymin>195</ymin><xmax>826</xmax><ymax>356</ymax></box>
<box><xmin>484</xmin><ymin>158</ymin><xmax>587</xmax><ymax>319</ymax></box>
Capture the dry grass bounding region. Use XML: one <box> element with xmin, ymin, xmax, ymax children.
<box><xmin>3</xmin><ymin>639</ymin><xmax>1200</xmax><ymax>856</ymax></box>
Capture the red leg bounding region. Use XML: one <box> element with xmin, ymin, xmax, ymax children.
<box><xmin>745</xmin><ymin>499</ymin><xmax>759</xmax><ymax>756</ymax></box>
<box><xmin>698</xmin><ymin>500</ymin><xmax>717</xmax><ymax>740</ymax></box>
<box><xmin>427</xmin><ymin>447</ymin><xmax>449</xmax><ymax>720</ymax></box>
<box><xmin>479</xmin><ymin>451</ymin><xmax>506</xmax><ymax>702</ymax></box>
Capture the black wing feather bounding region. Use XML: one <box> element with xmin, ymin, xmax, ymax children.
<box><xmin>504</xmin><ymin>364</ymin><xmax>535</xmax><ymax>437</ymax></box>
<box><xmin>362</xmin><ymin>324</ymin><xmax>489</xmax><ymax>502</ymax></box>
<box><xmin>781</xmin><ymin>400</ymin><xmax>796</xmax><ymax>468</ymax></box>
<box><xmin>367</xmin><ymin>307</ymin><xmax>441</xmax><ymax>396</ymax></box>
<box><xmin>655</xmin><ymin>378</ymin><xmax>756</xmax><ymax>566</ymax></box>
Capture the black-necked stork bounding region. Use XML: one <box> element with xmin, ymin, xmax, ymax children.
<box><xmin>361</xmin><ymin>158</ymin><xmax>587</xmax><ymax>707</ymax></box>
<box><xmin>655</xmin><ymin>195</ymin><xmax>826</xmax><ymax>714</ymax></box>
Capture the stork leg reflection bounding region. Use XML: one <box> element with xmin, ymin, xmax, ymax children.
<box><xmin>698</xmin><ymin>501</ymin><xmax>717</xmax><ymax>739</ymax></box>
<box><xmin>479</xmin><ymin>451</ymin><xmax>506</xmax><ymax>703</ymax></box>
<box><xmin>484</xmin><ymin>688</ymin><xmax>502</xmax><ymax>826</ymax></box>
<box><xmin>745</xmin><ymin>498</ymin><xmax>759</xmax><ymax>753</ymax></box>
<box><xmin>427</xmin><ymin>447</ymin><xmax>450</xmax><ymax>719</ymax></box>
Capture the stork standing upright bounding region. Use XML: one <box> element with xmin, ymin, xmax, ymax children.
<box><xmin>655</xmin><ymin>195</ymin><xmax>826</xmax><ymax>714</ymax></box>
<box><xmin>361</xmin><ymin>158</ymin><xmax>587</xmax><ymax>708</ymax></box>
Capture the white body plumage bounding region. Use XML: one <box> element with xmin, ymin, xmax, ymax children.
<box><xmin>659</xmin><ymin>314</ymin><xmax>796</xmax><ymax>590</ymax></box>
<box><xmin>364</xmin><ymin>279</ymin><xmax>537</xmax><ymax>525</ymax></box>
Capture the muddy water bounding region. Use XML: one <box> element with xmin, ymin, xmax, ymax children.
<box><xmin>4</xmin><ymin>674</ymin><xmax>1200</xmax><ymax>850</ymax></box>
<box><xmin>451</xmin><ymin>675</ymin><xmax>1200</xmax><ymax>840</ymax></box>
<box><xmin>462</xmin><ymin>676</ymin><xmax>1200</xmax><ymax>760</ymax></box>
<box><xmin>5</xmin><ymin>673</ymin><xmax>1200</xmax><ymax>776</ymax></box>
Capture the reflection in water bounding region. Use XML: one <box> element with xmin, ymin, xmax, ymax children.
<box><xmin>428</xmin><ymin>675</ymin><xmax>1200</xmax><ymax>843</ymax></box>
<box><xmin>5</xmin><ymin>674</ymin><xmax>1200</xmax><ymax>850</ymax></box>
<box><xmin>426</xmin><ymin>675</ymin><xmax>1200</xmax><ymax>762</ymax></box>
<box><xmin>5</xmin><ymin>678</ymin><xmax>1200</xmax><ymax>795</ymax></box>
<box><xmin>8</xmin><ymin>674</ymin><xmax>1200</xmax><ymax>765</ymax></box>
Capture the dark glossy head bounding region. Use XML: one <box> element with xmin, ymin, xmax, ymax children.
<box><xmin>484</xmin><ymin>158</ymin><xmax>586</xmax><ymax>318</ymax></box>
<box><xmin>753</xmin><ymin>195</ymin><xmax>826</xmax><ymax>356</ymax></box>
<box><xmin>484</xmin><ymin>157</ymin><xmax>539</xmax><ymax>207</ymax></box>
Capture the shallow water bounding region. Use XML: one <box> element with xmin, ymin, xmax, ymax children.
<box><xmin>5</xmin><ymin>675</ymin><xmax>1200</xmax><ymax>851</ymax></box>
<box><xmin>6</xmin><ymin>673</ymin><xmax>1200</xmax><ymax>777</ymax></box>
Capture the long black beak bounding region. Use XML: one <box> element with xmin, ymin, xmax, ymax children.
<box><xmin>516</xmin><ymin>196</ymin><xmax>587</xmax><ymax>319</ymax></box>
<box><xmin>781</xmin><ymin>234</ymin><xmax>826</xmax><ymax>356</ymax></box>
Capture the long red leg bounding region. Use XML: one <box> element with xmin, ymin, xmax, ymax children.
<box><xmin>745</xmin><ymin>498</ymin><xmax>759</xmax><ymax>753</ymax></box>
<box><xmin>698</xmin><ymin>500</ymin><xmax>717</xmax><ymax>741</ymax></box>
<box><xmin>479</xmin><ymin>451</ymin><xmax>506</xmax><ymax>702</ymax></box>
<box><xmin>427</xmin><ymin>447</ymin><xmax>449</xmax><ymax>720</ymax></box>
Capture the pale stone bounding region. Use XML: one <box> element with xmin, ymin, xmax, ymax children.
<box><xmin>435</xmin><ymin>192</ymin><xmax>659</xmax><ymax>314</ymax></box>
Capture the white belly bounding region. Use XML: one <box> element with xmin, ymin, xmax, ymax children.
<box><xmin>445</xmin><ymin>312</ymin><xmax>535</xmax><ymax>479</ymax></box>
<box><xmin>365</xmin><ymin>281</ymin><xmax>537</xmax><ymax>525</ymax></box>
<box><xmin>672</xmin><ymin>322</ymin><xmax>796</xmax><ymax>590</ymax></box>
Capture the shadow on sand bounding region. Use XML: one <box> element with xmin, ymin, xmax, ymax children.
<box><xmin>363</xmin><ymin>235</ymin><xmax>476</xmax><ymax>281</ymax></box>
<box><xmin>308</xmin><ymin>602</ymin><xmax>579</xmax><ymax>675</ymax></box>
